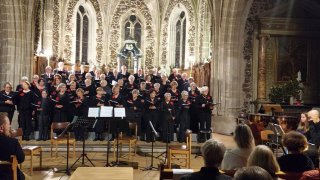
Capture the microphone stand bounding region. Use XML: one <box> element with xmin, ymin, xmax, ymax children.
<box><xmin>142</xmin><ymin>121</ymin><xmax>158</xmax><ymax>171</ymax></box>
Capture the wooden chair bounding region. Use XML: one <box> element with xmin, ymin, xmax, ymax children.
<box><xmin>113</xmin><ymin>122</ymin><xmax>138</xmax><ymax>160</ymax></box>
<box><xmin>10</xmin><ymin>128</ymin><xmax>42</xmax><ymax>175</ymax></box>
<box><xmin>260</xmin><ymin>129</ymin><xmax>274</xmax><ymax>145</ymax></box>
<box><xmin>50</xmin><ymin>122</ymin><xmax>76</xmax><ymax>158</ymax></box>
<box><xmin>0</xmin><ymin>155</ymin><xmax>18</xmax><ymax>180</ymax></box>
<box><xmin>167</xmin><ymin>130</ymin><xmax>192</xmax><ymax>169</ymax></box>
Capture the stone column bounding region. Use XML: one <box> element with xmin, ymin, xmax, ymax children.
<box><xmin>257</xmin><ymin>34</ymin><xmax>269</xmax><ymax>101</ymax></box>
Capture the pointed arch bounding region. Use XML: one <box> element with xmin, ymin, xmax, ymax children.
<box><xmin>64</xmin><ymin>0</ymin><xmax>103</xmax><ymax>64</ymax></box>
<box><xmin>161</xmin><ymin>0</ymin><xmax>196</xmax><ymax>69</ymax></box>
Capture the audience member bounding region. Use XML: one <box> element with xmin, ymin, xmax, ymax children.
<box><xmin>180</xmin><ymin>139</ymin><xmax>232</xmax><ymax>180</ymax></box>
<box><xmin>247</xmin><ymin>145</ymin><xmax>280</xmax><ymax>179</ymax></box>
<box><xmin>278</xmin><ymin>131</ymin><xmax>314</xmax><ymax>172</ymax></box>
<box><xmin>0</xmin><ymin>113</ymin><xmax>25</xmax><ymax>180</ymax></box>
<box><xmin>221</xmin><ymin>124</ymin><xmax>255</xmax><ymax>170</ymax></box>
<box><xmin>305</xmin><ymin>109</ymin><xmax>320</xmax><ymax>167</ymax></box>
<box><xmin>234</xmin><ymin>166</ymin><xmax>273</xmax><ymax>180</ymax></box>
<box><xmin>297</xmin><ymin>112</ymin><xmax>309</xmax><ymax>135</ymax></box>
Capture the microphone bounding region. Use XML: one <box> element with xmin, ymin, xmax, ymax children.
<box><xmin>149</xmin><ymin>121</ymin><xmax>159</xmax><ymax>137</ymax></box>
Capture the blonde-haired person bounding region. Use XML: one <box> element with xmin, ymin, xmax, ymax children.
<box><xmin>247</xmin><ymin>145</ymin><xmax>280</xmax><ymax>179</ymax></box>
<box><xmin>221</xmin><ymin>124</ymin><xmax>255</xmax><ymax>170</ymax></box>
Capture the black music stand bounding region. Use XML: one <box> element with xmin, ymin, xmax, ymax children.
<box><xmin>110</xmin><ymin>108</ymin><xmax>129</xmax><ymax>167</ymax></box>
<box><xmin>70</xmin><ymin>116</ymin><xmax>96</xmax><ymax>168</ymax></box>
<box><xmin>54</xmin><ymin>122</ymin><xmax>75</xmax><ymax>176</ymax></box>
<box><xmin>267</xmin><ymin>123</ymin><xmax>286</xmax><ymax>155</ymax></box>
<box><xmin>142</xmin><ymin>120</ymin><xmax>159</xmax><ymax>171</ymax></box>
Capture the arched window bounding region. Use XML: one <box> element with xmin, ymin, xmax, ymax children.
<box><xmin>124</xmin><ymin>15</ymin><xmax>142</xmax><ymax>48</ymax></box>
<box><xmin>175</xmin><ymin>12</ymin><xmax>186</xmax><ymax>68</ymax></box>
<box><xmin>75</xmin><ymin>5</ymin><xmax>89</xmax><ymax>64</ymax></box>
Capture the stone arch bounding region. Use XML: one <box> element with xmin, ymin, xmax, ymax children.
<box><xmin>109</xmin><ymin>0</ymin><xmax>155</xmax><ymax>69</ymax></box>
<box><xmin>64</xmin><ymin>0</ymin><xmax>103</xmax><ymax>64</ymax></box>
<box><xmin>161</xmin><ymin>0</ymin><xmax>195</xmax><ymax>66</ymax></box>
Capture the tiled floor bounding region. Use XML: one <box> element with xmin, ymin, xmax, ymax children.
<box><xmin>20</xmin><ymin>133</ymin><xmax>235</xmax><ymax>180</ymax></box>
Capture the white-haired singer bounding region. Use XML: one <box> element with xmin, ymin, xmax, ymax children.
<box><xmin>195</xmin><ymin>86</ymin><xmax>214</xmax><ymax>142</ymax></box>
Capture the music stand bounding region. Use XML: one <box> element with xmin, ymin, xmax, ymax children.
<box><xmin>99</xmin><ymin>106</ymin><xmax>114</xmax><ymax>167</ymax></box>
<box><xmin>267</xmin><ymin>123</ymin><xmax>286</xmax><ymax>155</ymax></box>
<box><xmin>70</xmin><ymin>116</ymin><xmax>96</xmax><ymax>168</ymax></box>
<box><xmin>54</xmin><ymin>122</ymin><xmax>75</xmax><ymax>176</ymax></box>
<box><xmin>142</xmin><ymin>120</ymin><xmax>159</xmax><ymax>171</ymax></box>
<box><xmin>110</xmin><ymin>107</ymin><xmax>129</xmax><ymax>167</ymax></box>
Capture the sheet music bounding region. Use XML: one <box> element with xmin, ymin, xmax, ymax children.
<box><xmin>114</xmin><ymin>107</ymin><xmax>126</xmax><ymax>118</ymax></box>
<box><xmin>88</xmin><ymin>107</ymin><xmax>100</xmax><ymax>117</ymax></box>
<box><xmin>100</xmin><ymin>106</ymin><xmax>113</xmax><ymax>117</ymax></box>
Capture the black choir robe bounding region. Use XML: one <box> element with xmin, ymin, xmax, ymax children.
<box><xmin>125</xmin><ymin>96</ymin><xmax>144</xmax><ymax>134</ymax></box>
<box><xmin>143</xmin><ymin>97</ymin><xmax>161</xmax><ymax>142</ymax></box>
<box><xmin>0</xmin><ymin>90</ymin><xmax>17</xmax><ymax>121</ymax></box>
<box><xmin>52</xmin><ymin>93</ymin><xmax>71</xmax><ymax>122</ymax></box>
<box><xmin>160</xmin><ymin>101</ymin><xmax>175</xmax><ymax>142</ymax></box>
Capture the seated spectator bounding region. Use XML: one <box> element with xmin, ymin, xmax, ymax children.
<box><xmin>0</xmin><ymin>112</ymin><xmax>25</xmax><ymax>180</ymax></box>
<box><xmin>305</xmin><ymin>109</ymin><xmax>320</xmax><ymax>168</ymax></box>
<box><xmin>297</xmin><ymin>112</ymin><xmax>309</xmax><ymax>135</ymax></box>
<box><xmin>221</xmin><ymin>124</ymin><xmax>255</xmax><ymax>170</ymax></box>
<box><xmin>234</xmin><ymin>166</ymin><xmax>273</xmax><ymax>180</ymax></box>
<box><xmin>247</xmin><ymin>145</ymin><xmax>280</xmax><ymax>179</ymax></box>
<box><xmin>277</xmin><ymin>131</ymin><xmax>314</xmax><ymax>172</ymax></box>
<box><xmin>180</xmin><ymin>139</ymin><xmax>232</xmax><ymax>180</ymax></box>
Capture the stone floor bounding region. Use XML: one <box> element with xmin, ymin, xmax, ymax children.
<box><xmin>20</xmin><ymin>133</ymin><xmax>235</xmax><ymax>180</ymax></box>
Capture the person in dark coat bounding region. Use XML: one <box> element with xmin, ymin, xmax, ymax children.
<box><xmin>125</xmin><ymin>89</ymin><xmax>144</xmax><ymax>136</ymax></box>
<box><xmin>89</xmin><ymin>87</ymin><xmax>106</xmax><ymax>141</ymax></box>
<box><xmin>52</xmin><ymin>83</ymin><xmax>70</xmax><ymax>123</ymax></box>
<box><xmin>83</xmin><ymin>79</ymin><xmax>96</xmax><ymax>98</ymax></box>
<box><xmin>0</xmin><ymin>82</ymin><xmax>17</xmax><ymax>123</ymax></box>
<box><xmin>72</xmin><ymin>88</ymin><xmax>89</xmax><ymax>141</ymax></box>
<box><xmin>0</xmin><ymin>113</ymin><xmax>25</xmax><ymax>180</ymax></box>
<box><xmin>180</xmin><ymin>139</ymin><xmax>232</xmax><ymax>180</ymax></box>
<box><xmin>195</xmin><ymin>86</ymin><xmax>213</xmax><ymax>142</ymax></box>
<box><xmin>159</xmin><ymin>74</ymin><xmax>170</xmax><ymax>95</ymax></box>
<box><xmin>177</xmin><ymin>91</ymin><xmax>191</xmax><ymax>143</ymax></box>
<box><xmin>124</xmin><ymin>75</ymin><xmax>138</xmax><ymax>98</ymax></box>
<box><xmin>134</xmin><ymin>68</ymin><xmax>144</xmax><ymax>84</ymax></box>
<box><xmin>143</xmin><ymin>89</ymin><xmax>161</xmax><ymax>142</ymax></box>
<box><xmin>18</xmin><ymin>81</ymin><xmax>35</xmax><ymax>141</ymax></box>
<box><xmin>160</xmin><ymin>93</ymin><xmax>176</xmax><ymax>143</ymax></box>
<box><xmin>117</xmin><ymin>65</ymin><xmax>130</xmax><ymax>82</ymax></box>
<box><xmin>277</xmin><ymin>131</ymin><xmax>314</xmax><ymax>172</ymax></box>
<box><xmin>189</xmin><ymin>82</ymin><xmax>200</xmax><ymax>134</ymax></box>
<box><xmin>35</xmin><ymin>90</ymin><xmax>52</xmax><ymax>141</ymax></box>
<box><xmin>41</xmin><ymin>66</ymin><xmax>54</xmax><ymax>90</ymax></box>
<box><xmin>108</xmin><ymin>84</ymin><xmax>126</xmax><ymax>140</ymax></box>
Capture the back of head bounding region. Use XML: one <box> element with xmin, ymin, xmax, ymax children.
<box><xmin>234</xmin><ymin>124</ymin><xmax>255</xmax><ymax>149</ymax></box>
<box><xmin>234</xmin><ymin>166</ymin><xmax>273</xmax><ymax>180</ymax></box>
<box><xmin>247</xmin><ymin>145</ymin><xmax>280</xmax><ymax>174</ymax></box>
<box><xmin>201</xmin><ymin>139</ymin><xmax>226</xmax><ymax>167</ymax></box>
<box><xmin>282</xmin><ymin>131</ymin><xmax>308</xmax><ymax>153</ymax></box>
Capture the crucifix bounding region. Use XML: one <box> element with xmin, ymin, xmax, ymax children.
<box><xmin>127</xmin><ymin>25</ymin><xmax>134</xmax><ymax>38</ymax></box>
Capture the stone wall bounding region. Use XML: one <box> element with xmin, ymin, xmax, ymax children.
<box><xmin>0</xmin><ymin>0</ymin><xmax>36</xmax><ymax>87</ymax></box>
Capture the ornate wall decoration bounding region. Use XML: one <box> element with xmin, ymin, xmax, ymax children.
<box><xmin>33</xmin><ymin>0</ymin><xmax>41</xmax><ymax>53</ymax></box>
<box><xmin>198</xmin><ymin>0</ymin><xmax>206</xmax><ymax>62</ymax></box>
<box><xmin>242</xmin><ymin>0</ymin><xmax>275</xmax><ymax>111</ymax></box>
<box><xmin>161</xmin><ymin>0</ymin><xmax>195</xmax><ymax>65</ymax></box>
<box><xmin>109</xmin><ymin>0</ymin><xmax>155</xmax><ymax>69</ymax></box>
<box><xmin>64</xmin><ymin>0</ymin><xmax>103</xmax><ymax>64</ymax></box>
<box><xmin>52</xmin><ymin>0</ymin><xmax>60</xmax><ymax>56</ymax></box>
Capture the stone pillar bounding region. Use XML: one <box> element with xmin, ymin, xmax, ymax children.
<box><xmin>257</xmin><ymin>34</ymin><xmax>269</xmax><ymax>101</ymax></box>
<box><xmin>42</xmin><ymin>0</ymin><xmax>54</xmax><ymax>55</ymax></box>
